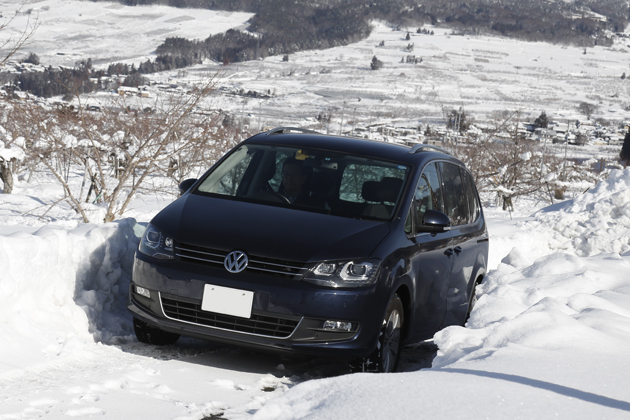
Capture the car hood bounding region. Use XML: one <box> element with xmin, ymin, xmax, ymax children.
<box><xmin>151</xmin><ymin>194</ymin><xmax>391</xmax><ymax>263</ymax></box>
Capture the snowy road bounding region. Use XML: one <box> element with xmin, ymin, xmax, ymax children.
<box><xmin>0</xmin><ymin>332</ymin><xmax>436</xmax><ymax>419</ymax></box>
<box><xmin>0</xmin><ymin>338</ymin><xmax>278</xmax><ymax>417</ymax></box>
<box><xmin>1</xmin><ymin>340</ymin><xmax>298</xmax><ymax>419</ymax></box>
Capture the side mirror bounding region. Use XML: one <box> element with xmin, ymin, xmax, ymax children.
<box><xmin>178</xmin><ymin>178</ymin><xmax>198</xmax><ymax>196</ymax></box>
<box><xmin>417</xmin><ymin>209</ymin><xmax>451</xmax><ymax>233</ymax></box>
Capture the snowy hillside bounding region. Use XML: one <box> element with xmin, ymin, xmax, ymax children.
<box><xmin>2</xmin><ymin>0</ymin><xmax>630</xmax><ymax>132</ymax></box>
<box><xmin>0</xmin><ymin>0</ymin><xmax>253</xmax><ymax>68</ymax></box>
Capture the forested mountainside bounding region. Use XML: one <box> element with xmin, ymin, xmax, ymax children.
<box><xmin>98</xmin><ymin>0</ymin><xmax>629</xmax><ymax>63</ymax></box>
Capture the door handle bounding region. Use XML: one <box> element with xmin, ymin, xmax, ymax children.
<box><xmin>445</xmin><ymin>248</ymin><xmax>454</xmax><ymax>256</ymax></box>
<box><xmin>454</xmin><ymin>246</ymin><xmax>463</xmax><ymax>254</ymax></box>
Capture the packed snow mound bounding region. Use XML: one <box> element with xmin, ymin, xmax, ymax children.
<box><xmin>432</xmin><ymin>251</ymin><xmax>630</xmax><ymax>369</ymax></box>
<box><xmin>0</xmin><ymin>219</ymin><xmax>142</xmax><ymax>375</ymax></box>
<box><xmin>530</xmin><ymin>168</ymin><xmax>630</xmax><ymax>257</ymax></box>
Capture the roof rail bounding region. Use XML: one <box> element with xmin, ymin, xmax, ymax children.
<box><xmin>409</xmin><ymin>143</ymin><xmax>452</xmax><ymax>156</ymax></box>
<box><xmin>265</xmin><ymin>127</ymin><xmax>321</xmax><ymax>136</ymax></box>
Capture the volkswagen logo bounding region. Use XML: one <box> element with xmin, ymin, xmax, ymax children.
<box><xmin>224</xmin><ymin>250</ymin><xmax>248</xmax><ymax>273</ymax></box>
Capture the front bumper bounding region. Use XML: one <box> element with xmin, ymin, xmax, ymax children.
<box><xmin>129</xmin><ymin>254</ymin><xmax>387</xmax><ymax>357</ymax></box>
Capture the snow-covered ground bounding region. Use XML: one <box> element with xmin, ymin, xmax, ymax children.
<box><xmin>1</xmin><ymin>165</ymin><xmax>630</xmax><ymax>419</ymax></box>
<box><xmin>1</xmin><ymin>1</ymin><xmax>630</xmax><ymax>418</ymax></box>
<box><xmin>0</xmin><ymin>0</ymin><xmax>253</xmax><ymax>68</ymax></box>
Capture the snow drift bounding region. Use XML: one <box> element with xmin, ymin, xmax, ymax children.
<box><xmin>0</xmin><ymin>219</ymin><xmax>142</xmax><ymax>376</ymax></box>
<box><xmin>530</xmin><ymin>168</ymin><xmax>630</xmax><ymax>257</ymax></box>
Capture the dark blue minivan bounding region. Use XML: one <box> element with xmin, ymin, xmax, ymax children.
<box><xmin>129</xmin><ymin>127</ymin><xmax>488</xmax><ymax>372</ymax></box>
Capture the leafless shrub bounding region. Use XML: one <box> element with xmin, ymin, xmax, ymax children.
<box><xmin>3</xmin><ymin>75</ymin><xmax>247</xmax><ymax>222</ymax></box>
<box><xmin>447</xmin><ymin>112</ymin><xmax>613</xmax><ymax>209</ymax></box>
<box><xmin>0</xmin><ymin>3</ymin><xmax>39</xmax><ymax>67</ymax></box>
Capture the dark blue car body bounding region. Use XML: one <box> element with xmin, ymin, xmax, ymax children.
<box><xmin>129</xmin><ymin>129</ymin><xmax>488</xmax><ymax>371</ymax></box>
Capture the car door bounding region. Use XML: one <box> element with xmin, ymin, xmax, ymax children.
<box><xmin>403</xmin><ymin>162</ymin><xmax>454</xmax><ymax>342</ymax></box>
<box><xmin>440</xmin><ymin>162</ymin><xmax>483</xmax><ymax>327</ymax></box>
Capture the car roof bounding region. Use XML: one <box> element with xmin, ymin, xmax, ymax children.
<box><xmin>244</xmin><ymin>128</ymin><xmax>458</xmax><ymax>167</ymax></box>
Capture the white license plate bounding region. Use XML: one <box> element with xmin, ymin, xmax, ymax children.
<box><xmin>201</xmin><ymin>284</ymin><xmax>254</xmax><ymax>318</ymax></box>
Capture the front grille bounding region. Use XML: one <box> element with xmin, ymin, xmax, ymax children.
<box><xmin>175</xmin><ymin>243</ymin><xmax>308</xmax><ymax>279</ymax></box>
<box><xmin>161</xmin><ymin>295</ymin><xmax>300</xmax><ymax>338</ymax></box>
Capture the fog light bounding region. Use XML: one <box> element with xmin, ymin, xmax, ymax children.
<box><xmin>136</xmin><ymin>286</ymin><xmax>151</xmax><ymax>298</ymax></box>
<box><xmin>322</xmin><ymin>320</ymin><xmax>353</xmax><ymax>332</ymax></box>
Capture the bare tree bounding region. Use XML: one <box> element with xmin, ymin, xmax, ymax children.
<box><xmin>4</xmin><ymin>74</ymin><xmax>245</xmax><ymax>222</ymax></box>
<box><xmin>578</xmin><ymin>102</ymin><xmax>598</xmax><ymax>120</ymax></box>
<box><xmin>451</xmin><ymin>111</ymin><xmax>615</xmax><ymax>207</ymax></box>
<box><xmin>0</xmin><ymin>4</ymin><xmax>38</xmax><ymax>194</ymax></box>
<box><xmin>0</xmin><ymin>3</ymin><xmax>39</xmax><ymax>67</ymax></box>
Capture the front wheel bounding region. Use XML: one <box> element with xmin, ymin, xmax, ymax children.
<box><xmin>351</xmin><ymin>294</ymin><xmax>405</xmax><ymax>373</ymax></box>
<box><xmin>133</xmin><ymin>318</ymin><xmax>180</xmax><ymax>345</ymax></box>
<box><xmin>465</xmin><ymin>282</ymin><xmax>479</xmax><ymax>324</ymax></box>
<box><xmin>379</xmin><ymin>295</ymin><xmax>405</xmax><ymax>372</ymax></box>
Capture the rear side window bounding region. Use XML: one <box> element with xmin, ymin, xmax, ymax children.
<box><xmin>462</xmin><ymin>170</ymin><xmax>480</xmax><ymax>224</ymax></box>
<box><xmin>440</xmin><ymin>162</ymin><xmax>468</xmax><ymax>226</ymax></box>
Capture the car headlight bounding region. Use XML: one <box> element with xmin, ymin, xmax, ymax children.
<box><xmin>303</xmin><ymin>259</ymin><xmax>380</xmax><ymax>288</ymax></box>
<box><xmin>138</xmin><ymin>224</ymin><xmax>174</xmax><ymax>260</ymax></box>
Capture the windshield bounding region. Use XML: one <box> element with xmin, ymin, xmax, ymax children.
<box><xmin>196</xmin><ymin>144</ymin><xmax>410</xmax><ymax>221</ymax></box>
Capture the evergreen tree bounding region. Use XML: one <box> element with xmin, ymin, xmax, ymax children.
<box><xmin>446</xmin><ymin>109</ymin><xmax>469</xmax><ymax>132</ymax></box>
<box><xmin>534</xmin><ymin>111</ymin><xmax>549</xmax><ymax>128</ymax></box>
<box><xmin>23</xmin><ymin>53</ymin><xmax>40</xmax><ymax>65</ymax></box>
<box><xmin>370</xmin><ymin>55</ymin><xmax>384</xmax><ymax>70</ymax></box>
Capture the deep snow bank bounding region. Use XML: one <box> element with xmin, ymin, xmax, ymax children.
<box><xmin>530</xmin><ymin>168</ymin><xmax>630</xmax><ymax>256</ymax></box>
<box><xmin>433</xmin><ymin>251</ymin><xmax>630</xmax><ymax>368</ymax></box>
<box><xmin>0</xmin><ymin>219</ymin><xmax>142</xmax><ymax>376</ymax></box>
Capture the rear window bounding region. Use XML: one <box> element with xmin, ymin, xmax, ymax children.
<box><xmin>196</xmin><ymin>144</ymin><xmax>410</xmax><ymax>221</ymax></box>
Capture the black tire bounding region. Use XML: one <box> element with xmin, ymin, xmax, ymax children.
<box><xmin>378</xmin><ymin>295</ymin><xmax>405</xmax><ymax>373</ymax></box>
<box><xmin>133</xmin><ymin>318</ymin><xmax>180</xmax><ymax>346</ymax></box>
<box><xmin>351</xmin><ymin>294</ymin><xmax>405</xmax><ymax>373</ymax></box>
<box><xmin>465</xmin><ymin>283</ymin><xmax>478</xmax><ymax>324</ymax></box>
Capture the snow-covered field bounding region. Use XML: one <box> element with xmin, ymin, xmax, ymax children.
<box><xmin>0</xmin><ymin>0</ymin><xmax>253</xmax><ymax>68</ymax></box>
<box><xmin>1</xmin><ymin>1</ymin><xmax>630</xmax><ymax>419</ymax></box>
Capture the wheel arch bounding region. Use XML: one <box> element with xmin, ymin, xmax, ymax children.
<box><xmin>469</xmin><ymin>267</ymin><xmax>486</xmax><ymax>295</ymax></box>
<box><xmin>393</xmin><ymin>284</ymin><xmax>412</xmax><ymax>343</ymax></box>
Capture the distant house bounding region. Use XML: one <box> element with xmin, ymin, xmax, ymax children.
<box><xmin>607</xmin><ymin>135</ymin><xmax>623</xmax><ymax>146</ymax></box>
<box><xmin>117</xmin><ymin>86</ymin><xmax>137</xmax><ymax>96</ymax></box>
<box><xmin>533</xmin><ymin>128</ymin><xmax>556</xmax><ymax>142</ymax></box>
<box><xmin>523</xmin><ymin>122</ymin><xmax>536</xmax><ymax>132</ymax></box>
